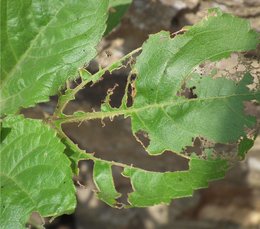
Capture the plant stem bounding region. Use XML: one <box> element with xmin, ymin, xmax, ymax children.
<box><xmin>54</xmin><ymin>109</ymin><xmax>125</xmax><ymax>125</ymax></box>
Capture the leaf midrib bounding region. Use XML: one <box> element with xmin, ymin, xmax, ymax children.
<box><xmin>59</xmin><ymin>91</ymin><xmax>260</xmax><ymax>123</ymax></box>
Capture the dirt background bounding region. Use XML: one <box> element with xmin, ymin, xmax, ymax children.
<box><xmin>28</xmin><ymin>0</ymin><xmax>260</xmax><ymax>229</ymax></box>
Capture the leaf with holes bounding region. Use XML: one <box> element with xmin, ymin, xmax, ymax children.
<box><xmin>0</xmin><ymin>115</ymin><xmax>75</xmax><ymax>228</ymax></box>
<box><xmin>95</xmin><ymin>9</ymin><xmax>259</xmax><ymax>156</ymax></box>
<box><xmin>0</xmin><ymin>0</ymin><xmax>109</xmax><ymax>115</ymax></box>
<box><xmin>93</xmin><ymin>161</ymin><xmax>121</xmax><ymax>207</ymax></box>
<box><xmin>1</xmin><ymin>1</ymin><xmax>259</xmax><ymax>219</ymax></box>
<box><xmin>123</xmin><ymin>156</ymin><xmax>228</xmax><ymax>207</ymax></box>
<box><xmin>82</xmin><ymin>9</ymin><xmax>259</xmax><ymax>206</ymax></box>
<box><xmin>128</xmin><ymin>13</ymin><xmax>259</xmax><ymax>155</ymax></box>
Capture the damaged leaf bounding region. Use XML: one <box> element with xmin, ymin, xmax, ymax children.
<box><xmin>123</xmin><ymin>156</ymin><xmax>228</xmax><ymax>207</ymax></box>
<box><xmin>127</xmin><ymin>10</ymin><xmax>259</xmax><ymax>155</ymax></box>
<box><xmin>93</xmin><ymin>161</ymin><xmax>121</xmax><ymax>207</ymax></box>
<box><xmin>92</xmin><ymin>9</ymin><xmax>259</xmax><ymax>207</ymax></box>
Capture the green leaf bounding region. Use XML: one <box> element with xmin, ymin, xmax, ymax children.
<box><xmin>93</xmin><ymin>161</ymin><xmax>121</xmax><ymax>207</ymax></box>
<box><xmin>123</xmin><ymin>156</ymin><xmax>228</xmax><ymax>207</ymax></box>
<box><xmin>0</xmin><ymin>115</ymin><xmax>76</xmax><ymax>228</ymax></box>
<box><xmin>128</xmin><ymin>10</ymin><xmax>259</xmax><ymax>155</ymax></box>
<box><xmin>0</xmin><ymin>0</ymin><xmax>109</xmax><ymax>115</ymax></box>
<box><xmin>50</xmin><ymin>9</ymin><xmax>259</xmax><ymax>208</ymax></box>
<box><xmin>95</xmin><ymin>10</ymin><xmax>259</xmax><ymax>207</ymax></box>
<box><xmin>105</xmin><ymin>0</ymin><xmax>132</xmax><ymax>35</ymax></box>
<box><xmin>238</xmin><ymin>136</ymin><xmax>256</xmax><ymax>159</ymax></box>
<box><xmin>62</xmin><ymin>138</ymin><xmax>91</xmax><ymax>175</ymax></box>
<box><xmin>79</xmin><ymin>69</ymin><xmax>92</xmax><ymax>81</ymax></box>
<box><xmin>109</xmin><ymin>0</ymin><xmax>132</xmax><ymax>7</ymax></box>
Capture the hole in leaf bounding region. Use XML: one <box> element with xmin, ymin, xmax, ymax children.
<box><xmin>75</xmin><ymin>70</ymin><xmax>128</xmax><ymax>111</ymax></box>
<box><xmin>27</xmin><ymin>212</ymin><xmax>45</xmax><ymax>229</ymax></box>
<box><xmin>214</xmin><ymin>142</ymin><xmax>239</xmax><ymax>161</ymax></box>
<box><xmin>102</xmin><ymin>83</ymin><xmax>119</xmax><ymax>109</ymax></box>
<box><xmin>183</xmin><ymin>137</ymin><xmax>203</xmax><ymax>157</ymax></box>
<box><xmin>21</xmin><ymin>97</ymin><xmax>57</xmax><ymax>117</ymax></box>
<box><xmin>134</xmin><ymin>130</ymin><xmax>150</xmax><ymax>149</ymax></box>
<box><xmin>112</xmin><ymin>166</ymin><xmax>130</xmax><ymax>205</ymax></box>
<box><xmin>44</xmin><ymin>213</ymin><xmax>76</xmax><ymax>229</ymax></box>
<box><xmin>194</xmin><ymin>52</ymin><xmax>258</xmax><ymax>84</ymax></box>
<box><xmin>62</xmin><ymin>118</ymin><xmax>188</xmax><ymax>172</ymax></box>
<box><xmin>177</xmin><ymin>85</ymin><xmax>198</xmax><ymax>99</ymax></box>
